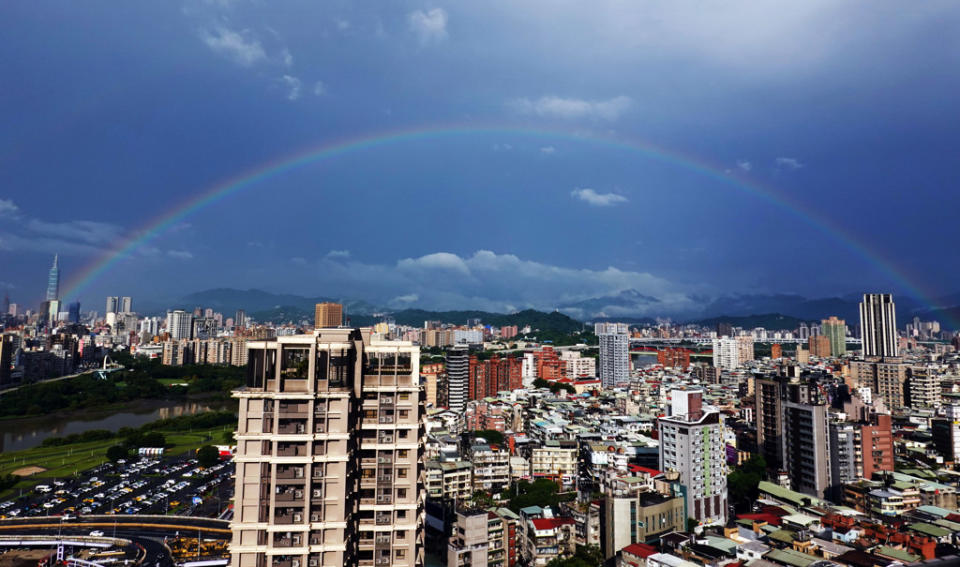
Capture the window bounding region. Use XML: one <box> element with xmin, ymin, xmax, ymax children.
<box><xmin>398</xmin><ymin>449</ymin><xmax>409</xmax><ymax>459</ymax></box>
<box><xmin>399</xmin><ymin>430</ymin><xmax>409</xmax><ymax>439</ymax></box>
<box><xmin>395</xmin><ymin>549</ymin><xmax>406</xmax><ymax>559</ymax></box>
<box><xmin>281</xmin><ymin>347</ymin><xmax>310</xmax><ymax>379</ymax></box>
<box><xmin>397</xmin><ymin>468</ymin><xmax>407</xmax><ymax>478</ymax></box>
<box><xmin>398</xmin><ymin>392</ymin><xmax>410</xmax><ymax>401</ymax></box>
<box><xmin>397</xmin><ymin>488</ymin><xmax>407</xmax><ymax>499</ymax></box>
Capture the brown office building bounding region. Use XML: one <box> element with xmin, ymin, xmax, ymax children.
<box><xmin>314</xmin><ymin>303</ymin><xmax>343</xmax><ymax>329</ymax></box>
<box><xmin>230</xmin><ymin>328</ymin><xmax>425</xmax><ymax>567</ymax></box>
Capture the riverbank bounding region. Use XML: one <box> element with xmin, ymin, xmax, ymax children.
<box><xmin>0</xmin><ymin>398</ymin><xmax>236</xmax><ymax>453</ymax></box>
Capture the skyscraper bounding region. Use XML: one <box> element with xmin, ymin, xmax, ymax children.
<box><xmin>235</xmin><ymin>309</ymin><xmax>246</xmax><ymax>329</ymax></box>
<box><xmin>120</xmin><ymin>296</ymin><xmax>132</xmax><ymax>313</ymax></box>
<box><xmin>595</xmin><ymin>322</ymin><xmax>629</xmax><ymax>387</ymax></box>
<box><xmin>445</xmin><ymin>345</ymin><xmax>469</xmax><ymax>412</ymax></box>
<box><xmin>45</xmin><ymin>254</ymin><xmax>60</xmax><ymax>301</ymax></box>
<box><xmin>166</xmin><ymin>309</ymin><xmax>193</xmax><ymax>340</ymax></box>
<box><xmin>230</xmin><ymin>328</ymin><xmax>424</xmax><ymax>567</ymax></box>
<box><xmin>860</xmin><ymin>294</ymin><xmax>898</xmax><ymax>357</ymax></box>
<box><xmin>781</xmin><ymin>382</ymin><xmax>831</xmax><ymax>499</ymax></box>
<box><xmin>315</xmin><ymin>302</ymin><xmax>343</xmax><ymax>328</ymax></box>
<box><xmin>658</xmin><ymin>389</ymin><xmax>727</xmax><ymax>526</ymax></box>
<box><xmin>106</xmin><ymin>297</ymin><xmax>119</xmax><ymax>315</ymax></box>
<box><xmin>821</xmin><ymin>316</ymin><xmax>846</xmax><ymax>357</ymax></box>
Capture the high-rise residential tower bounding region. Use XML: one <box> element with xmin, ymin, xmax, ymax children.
<box><xmin>236</xmin><ymin>309</ymin><xmax>247</xmax><ymax>329</ymax></box>
<box><xmin>106</xmin><ymin>296</ymin><xmax>119</xmax><ymax>315</ymax></box>
<box><xmin>595</xmin><ymin>322</ymin><xmax>629</xmax><ymax>387</ymax></box>
<box><xmin>445</xmin><ymin>345</ymin><xmax>469</xmax><ymax>412</ymax></box>
<box><xmin>860</xmin><ymin>294</ymin><xmax>898</xmax><ymax>358</ymax></box>
<box><xmin>821</xmin><ymin>317</ymin><xmax>846</xmax><ymax>357</ymax></box>
<box><xmin>314</xmin><ymin>303</ymin><xmax>343</xmax><ymax>329</ymax></box>
<box><xmin>120</xmin><ymin>296</ymin><xmax>133</xmax><ymax>313</ymax></box>
<box><xmin>230</xmin><ymin>328</ymin><xmax>425</xmax><ymax>567</ymax></box>
<box><xmin>658</xmin><ymin>388</ymin><xmax>727</xmax><ymax>526</ymax></box>
<box><xmin>166</xmin><ymin>309</ymin><xmax>193</xmax><ymax>340</ymax></box>
<box><xmin>45</xmin><ymin>254</ymin><xmax>60</xmax><ymax>301</ymax></box>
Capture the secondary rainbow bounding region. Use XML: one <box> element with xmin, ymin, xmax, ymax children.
<box><xmin>60</xmin><ymin>124</ymin><xmax>947</xmax><ymax>316</ymax></box>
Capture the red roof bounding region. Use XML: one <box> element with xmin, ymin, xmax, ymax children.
<box><xmin>531</xmin><ymin>517</ymin><xmax>574</xmax><ymax>531</ymax></box>
<box><xmin>738</xmin><ymin>513</ymin><xmax>783</xmax><ymax>526</ymax></box>
<box><xmin>622</xmin><ymin>543</ymin><xmax>657</xmax><ymax>558</ymax></box>
<box><xmin>628</xmin><ymin>465</ymin><xmax>663</xmax><ymax>477</ymax></box>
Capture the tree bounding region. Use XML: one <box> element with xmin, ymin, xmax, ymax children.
<box><xmin>139</xmin><ymin>432</ymin><xmax>167</xmax><ymax>448</ymax></box>
<box><xmin>473</xmin><ymin>429</ymin><xmax>505</xmax><ymax>446</ymax></box>
<box><xmin>727</xmin><ymin>454</ymin><xmax>767</xmax><ymax>512</ymax></box>
<box><xmin>196</xmin><ymin>445</ymin><xmax>221</xmax><ymax>467</ymax></box>
<box><xmin>106</xmin><ymin>445</ymin><xmax>129</xmax><ymax>462</ymax></box>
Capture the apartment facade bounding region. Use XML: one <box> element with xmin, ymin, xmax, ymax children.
<box><xmin>229</xmin><ymin>328</ymin><xmax>425</xmax><ymax>567</ymax></box>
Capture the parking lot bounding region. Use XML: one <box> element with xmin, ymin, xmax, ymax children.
<box><xmin>0</xmin><ymin>455</ymin><xmax>234</xmax><ymax>522</ymax></box>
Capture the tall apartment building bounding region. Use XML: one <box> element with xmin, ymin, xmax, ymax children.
<box><xmin>908</xmin><ymin>366</ymin><xmax>942</xmax><ymax>409</ymax></box>
<box><xmin>601</xmin><ymin>476</ymin><xmax>685</xmax><ymax>560</ymax></box>
<box><xmin>230</xmin><ymin>328</ymin><xmax>425</xmax><ymax>567</ymax></box>
<box><xmin>860</xmin><ymin>294</ymin><xmax>898</xmax><ymax>357</ymax></box>
<box><xmin>595</xmin><ymin>323</ymin><xmax>629</xmax><ymax>387</ymax></box>
<box><xmin>658</xmin><ymin>389</ymin><xmax>727</xmax><ymax>525</ymax></box>
<box><xmin>314</xmin><ymin>303</ymin><xmax>343</xmax><ymax>329</ymax></box>
<box><xmin>932</xmin><ymin>405</ymin><xmax>960</xmax><ymax>464</ymax></box>
<box><xmin>781</xmin><ymin>382</ymin><xmax>831</xmax><ymax>500</ymax></box>
<box><xmin>446</xmin><ymin>346</ymin><xmax>470</xmax><ymax>412</ymax></box>
<box><xmin>808</xmin><ymin>335</ymin><xmax>831</xmax><ymax>357</ymax></box>
<box><xmin>851</xmin><ymin>360</ymin><xmax>908</xmax><ymax>409</ymax></box>
<box><xmin>822</xmin><ymin>316</ymin><xmax>846</xmax><ymax>357</ymax></box>
<box><xmin>712</xmin><ymin>337</ymin><xmax>739</xmax><ymax>371</ymax></box>
<box><xmin>0</xmin><ymin>334</ymin><xmax>14</xmax><ymax>387</ymax></box>
<box><xmin>754</xmin><ymin>376</ymin><xmax>784</xmax><ymax>471</ymax></box>
<box><xmin>120</xmin><ymin>296</ymin><xmax>133</xmax><ymax>313</ymax></box>
<box><xmin>166</xmin><ymin>309</ymin><xmax>193</xmax><ymax>340</ymax></box>
<box><xmin>236</xmin><ymin>309</ymin><xmax>247</xmax><ymax>329</ymax></box>
<box><xmin>106</xmin><ymin>296</ymin><xmax>119</xmax><ymax>315</ymax></box>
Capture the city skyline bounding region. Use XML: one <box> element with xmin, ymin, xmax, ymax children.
<box><xmin>2</xmin><ymin>3</ymin><xmax>960</xmax><ymax>313</ymax></box>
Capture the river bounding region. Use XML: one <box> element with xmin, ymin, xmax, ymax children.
<box><xmin>0</xmin><ymin>399</ymin><xmax>233</xmax><ymax>453</ymax></box>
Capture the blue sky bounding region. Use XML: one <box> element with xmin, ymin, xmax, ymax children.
<box><xmin>1</xmin><ymin>1</ymin><xmax>959</xmax><ymax>315</ymax></box>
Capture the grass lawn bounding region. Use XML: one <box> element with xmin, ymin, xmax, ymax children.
<box><xmin>0</xmin><ymin>424</ymin><xmax>234</xmax><ymax>499</ymax></box>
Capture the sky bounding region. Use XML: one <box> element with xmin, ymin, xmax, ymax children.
<box><xmin>1</xmin><ymin>1</ymin><xmax>959</xmax><ymax>316</ymax></box>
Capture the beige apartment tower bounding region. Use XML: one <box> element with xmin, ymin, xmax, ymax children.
<box><xmin>314</xmin><ymin>303</ymin><xmax>343</xmax><ymax>329</ymax></box>
<box><xmin>230</xmin><ymin>328</ymin><xmax>425</xmax><ymax>567</ymax></box>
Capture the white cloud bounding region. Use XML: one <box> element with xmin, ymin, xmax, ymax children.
<box><xmin>509</xmin><ymin>95</ymin><xmax>632</xmax><ymax>121</ymax></box>
<box><xmin>408</xmin><ymin>8</ymin><xmax>448</xmax><ymax>44</ymax></box>
<box><xmin>325</xmin><ymin>249</ymin><xmax>351</xmax><ymax>259</ymax></box>
<box><xmin>200</xmin><ymin>26</ymin><xmax>267</xmax><ymax>66</ymax></box>
<box><xmin>540</xmin><ymin>146</ymin><xmax>556</xmax><ymax>155</ymax></box>
<box><xmin>736</xmin><ymin>160</ymin><xmax>752</xmax><ymax>171</ymax></box>
<box><xmin>570</xmin><ymin>188</ymin><xmax>628</xmax><ymax>207</ymax></box>
<box><xmin>313</xmin><ymin>81</ymin><xmax>327</xmax><ymax>96</ymax></box>
<box><xmin>280</xmin><ymin>48</ymin><xmax>293</xmax><ymax>67</ymax></box>
<box><xmin>290</xmin><ymin>256</ymin><xmax>308</xmax><ymax>266</ymax></box>
<box><xmin>167</xmin><ymin>250</ymin><xmax>194</xmax><ymax>260</ymax></box>
<box><xmin>26</xmin><ymin>219</ymin><xmax>122</xmax><ymax>245</ymax></box>
<box><xmin>775</xmin><ymin>157</ymin><xmax>803</xmax><ymax>170</ymax></box>
<box><xmin>304</xmin><ymin>250</ymin><xmax>697</xmax><ymax>315</ymax></box>
<box><xmin>281</xmin><ymin>75</ymin><xmax>301</xmax><ymax>100</ymax></box>
<box><xmin>335</xmin><ymin>19</ymin><xmax>350</xmax><ymax>31</ymax></box>
<box><xmin>0</xmin><ymin>199</ymin><xmax>19</xmax><ymax>216</ymax></box>
<box><xmin>492</xmin><ymin>143</ymin><xmax>513</xmax><ymax>151</ymax></box>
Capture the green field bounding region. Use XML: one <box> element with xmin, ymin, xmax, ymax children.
<box><xmin>0</xmin><ymin>425</ymin><xmax>234</xmax><ymax>499</ymax></box>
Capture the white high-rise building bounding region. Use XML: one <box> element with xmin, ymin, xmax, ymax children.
<box><xmin>860</xmin><ymin>293</ymin><xmax>898</xmax><ymax>357</ymax></box>
<box><xmin>166</xmin><ymin>309</ymin><xmax>193</xmax><ymax>340</ymax></box>
<box><xmin>105</xmin><ymin>296</ymin><xmax>119</xmax><ymax>315</ymax></box>
<box><xmin>120</xmin><ymin>296</ymin><xmax>132</xmax><ymax>313</ymax></box>
<box><xmin>595</xmin><ymin>322</ymin><xmax>629</xmax><ymax>387</ymax></box>
<box><xmin>659</xmin><ymin>388</ymin><xmax>727</xmax><ymax>526</ymax></box>
<box><xmin>712</xmin><ymin>337</ymin><xmax>738</xmax><ymax>370</ymax></box>
<box><xmin>446</xmin><ymin>345</ymin><xmax>470</xmax><ymax>412</ymax></box>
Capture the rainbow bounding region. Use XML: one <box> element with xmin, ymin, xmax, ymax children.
<box><xmin>60</xmin><ymin>124</ymin><xmax>948</xmax><ymax>317</ymax></box>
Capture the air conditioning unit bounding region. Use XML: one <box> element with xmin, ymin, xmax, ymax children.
<box><xmin>292</xmin><ymin>560</ymin><xmax>301</xmax><ymax>567</ymax></box>
<box><xmin>308</xmin><ymin>560</ymin><xmax>319</xmax><ymax>567</ymax></box>
<box><xmin>293</xmin><ymin>513</ymin><xmax>302</xmax><ymax>522</ymax></box>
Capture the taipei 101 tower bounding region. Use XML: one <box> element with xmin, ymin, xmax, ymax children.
<box><xmin>46</xmin><ymin>254</ymin><xmax>60</xmax><ymax>301</ymax></box>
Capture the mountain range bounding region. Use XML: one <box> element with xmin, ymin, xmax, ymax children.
<box><xmin>156</xmin><ymin>287</ymin><xmax>960</xmax><ymax>331</ymax></box>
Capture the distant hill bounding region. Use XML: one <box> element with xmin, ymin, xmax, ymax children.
<box><xmin>176</xmin><ymin>288</ymin><xmax>377</xmax><ymax>317</ymax></box>
<box><xmin>691</xmin><ymin>313</ymin><xmax>811</xmax><ymax>331</ymax></box>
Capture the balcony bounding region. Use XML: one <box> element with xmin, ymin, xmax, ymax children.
<box><xmin>275</xmin><ymin>490</ymin><xmax>305</xmax><ymax>503</ymax></box>
<box><xmin>278</xmin><ymin>420</ymin><xmax>308</xmax><ymax>435</ymax></box>
<box><xmin>273</xmin><ymin>511</ymin><xmax>304</xmax><ymax>525</ymax></box>
<box><xmin>277</xmin><ymin>444</ymin><xmax>307</xmax><ymax>457</ymax></box>
<box><xmin>277</xmin><ymin>467</ymin><xmax>306</xmax><ymax>480</ymax></box>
